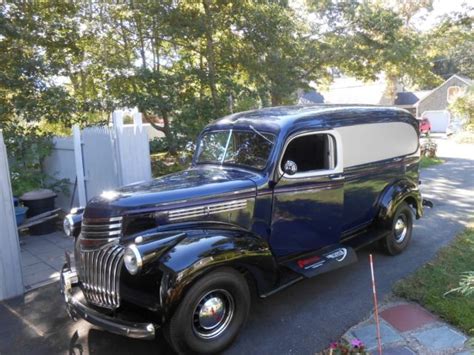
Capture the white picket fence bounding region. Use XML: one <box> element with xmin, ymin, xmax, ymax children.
<box><xmin>43</xmin><ymin>110</ymin><xmax>153</xmax><ymax>209</ymax></box>
<box><xmin>43</xmin><ymin>136</ymin><xmax>78</xmax><ymax>210</ymax></box>
<box><xmin>0</xmin><ymin>111</ymin><xmax>152</xmax><ymax>299</ymax></box>
<box><xmin>0</xmin><ymin>130</ymin><xmax>24</xmax><ymax>300</ymax></box>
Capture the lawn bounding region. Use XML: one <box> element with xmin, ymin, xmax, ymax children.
<box><xmin>393</xmin><ymin>227</ymin><xmax>474</xmax><ymax>335</ymax></box>
<box><xmin>420</xmin><ymin>156</ymin><xmax>444</xmax><ymax>168</ymax></box>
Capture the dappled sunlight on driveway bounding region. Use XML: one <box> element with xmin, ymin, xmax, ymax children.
<box><xmin>1</xmin><ymin>138</ymin><xmax>472</xmax><ymax>355</ymax></box>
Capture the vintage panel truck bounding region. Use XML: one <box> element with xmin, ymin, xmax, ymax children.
<box><xmin>61</xmin><ymin>105</ymin><xmax>431</xmax><ymax>353</ymax></box>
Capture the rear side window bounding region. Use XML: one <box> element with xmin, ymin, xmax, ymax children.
<box><xmin>335</xmin><ymin>122</ymin><xmax>418</xmax><ymax>168</ymax></box>
<box><xmin>281</xmin><ymin>133</ymin><xmax>336</xmax><ymax>173</ymax></box>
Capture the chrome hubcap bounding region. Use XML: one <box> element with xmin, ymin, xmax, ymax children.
<box><xmin>394</xmin><ymin>216</ymin><xmax>408</xmax><ymax>243</ymax></box>
<box><xmin>193</xmin><ymin>290</ymin><xmax>234</xmax><ymax>339</ymax></box>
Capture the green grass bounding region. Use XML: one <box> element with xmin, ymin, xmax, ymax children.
<box><xmin>420</xmin><ymin>156</ymin><xmax>444</xmax><ymax>169</ymax></box>
<box><xmin>393</xmin><ymin>227</ymin><xmax>474</xmax><ymax>335</ymax></box>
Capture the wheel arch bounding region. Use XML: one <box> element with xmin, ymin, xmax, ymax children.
<box><xmin>376</xmin><ymin>179</ymin><xmax>423</xmax><ymax>229</ymax></box>
<box><xmin>157</xmin><ymin>228</ymin><xmax>278</xmax><ymax>321</ymax></box>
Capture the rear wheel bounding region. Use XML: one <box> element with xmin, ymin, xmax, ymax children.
<box><xmin>165</xmin><ymin>267</ymin><xmax>250</xmax><ymax>354</ymax></box>
<box><xmin>382</xmin><ymin>202</ymin><xmax>413</xmax><ymax>255</ymax></box>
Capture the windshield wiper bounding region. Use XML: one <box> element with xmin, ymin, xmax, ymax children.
<box><xmin>249</xmin><ymin>125</ymin><xmax>274</xmax><ymax>145</ymax></box>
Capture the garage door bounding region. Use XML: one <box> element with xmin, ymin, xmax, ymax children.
<box><xmin>422</xmin><ymin>110</ymin><xmax>450</xmax><ymax>133</ymax></box>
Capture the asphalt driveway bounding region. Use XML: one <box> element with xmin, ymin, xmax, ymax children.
<box><xmin>1</xmin><ymin>137</ymin><xmax>473</xmax><ymax>355</ymax></box>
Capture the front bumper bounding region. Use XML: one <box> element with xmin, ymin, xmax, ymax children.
<box><xmin>60</xmin><ymin>254</ymin><xmax>156</xmax><ymax>340</ymax></box>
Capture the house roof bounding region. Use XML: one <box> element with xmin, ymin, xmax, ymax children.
<box><xmin>395</xmin><ymin>92</ymin><xmax>419</xmax><ymax>105</ymax></box>
<box><xmin>454</xmin><ymin>74</ymin><xmax>473</xmax><ymax>86</ymax></box>
<box><xmin>298</xmin><ymin>91</ymin><xmax>325</xmax><ymax>104</ymax></box>
<box><xmin>395</xmin><ymin>90</ymin><xmax>431</xmax><ymax>105</ymax></box>
<box><xmin>416</xmin><ymin>74</ymin><xmax>473</xmax><ymax>106</ymax></box>
<box><xmin>298</xmin><ymin>74</ymin><xmax>472</xmax><ymax>108</ymax></box>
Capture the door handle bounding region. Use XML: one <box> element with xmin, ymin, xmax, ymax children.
<box><xmin>329</xmin><ymin>174</ymin><xmax>344</xmax><ymax>181</ymax></box>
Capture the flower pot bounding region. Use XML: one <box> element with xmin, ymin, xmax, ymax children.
<box><xmin>20</xmin><ymin>189</ymin><xmax>57</xmax><ymax>235</ymax></box>
<box><xmin>15</xmin><ymin>206</ymin><xmax>28</xmax><ymax>226</ymax></box>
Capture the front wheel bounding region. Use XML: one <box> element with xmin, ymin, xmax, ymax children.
<box><xmin>165</xmin><ymin>267</ymin><xmax>250</xmax><ymax>354</ymax></box>
<box><xmin>382</xmin><ymin>202</ymin><xmax>413</xmax><ymax>255</ymax></box>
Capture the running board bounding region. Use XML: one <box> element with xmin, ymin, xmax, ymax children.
<box><xmin>282</xmin><ymin>245</ymin><xmax>357</xmax><ymax>279</ymax></box>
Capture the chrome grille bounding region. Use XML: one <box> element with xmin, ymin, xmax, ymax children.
<box><xmin>79</xmin><ymin>216</ymin><xmax>124</xmax><ymax>309</ymax></box>
<box><xmin>82</xmin><ymin>216</ymin><xmax>123</xmax><ymax>238</ymax></box>
<box><xmin>79</xmin><ymin>243</ymin><xmax>124</xmax><ymax>309</ymax></box>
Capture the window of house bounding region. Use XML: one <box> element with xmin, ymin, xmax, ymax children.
<box><xmin>447</xmin><ymin>86</ymin><xmax>464</xmax><ymax>103</ymax></box>
<box><xmin>281</xmin><ymin>133</ymin><xmax>336</xmax><ymax>174</ymax></box>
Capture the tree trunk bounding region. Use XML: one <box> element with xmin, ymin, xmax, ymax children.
<box><xmin>161</xmin><ymin>111</ymin><xmax>177</xmax><ymax>155</ymax></box>
<box><xmin>143</xmin><ymin>112</ymin><xmax>177</xmax><ymax>155</ymax></box>
<box><xmin>271</xmin><ymin>89</ymin><xmax>282</xmax><ymax>106</ymax></box>
<box><xmin>202</xmin><ymin>0</ymin><xmax>219</xmax><ymax>111</ymax></box>
<box><xmin>135</xmin><ymin>14</ymin><xmax>147</xmax><ymax>70</ymax></box>
<box><xmin>383</xmin><ymin>74</ymin><xmax>398</xmax><ymax>105</ymax></box>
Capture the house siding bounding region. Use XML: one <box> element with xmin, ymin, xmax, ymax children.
<box><xmin>417</xmin><ymin>76</ymin><xmax>470</xmax><ymax>117</ymax></box>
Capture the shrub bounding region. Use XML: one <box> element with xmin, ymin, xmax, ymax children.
<box><xmin>4</xmin><ymin>121</ymin><xmax>69</xmax><ymax>196</ymax></box>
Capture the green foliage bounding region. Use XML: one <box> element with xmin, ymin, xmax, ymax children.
<box><xmin>319</xmin><ymin>1</ymin><xmax>439</xmax><ymax>92</ymax></box>
<box><xmin>0</xmin><ymin>1</ymin><xmax>470</xmax><ymax>150</ymax></box>
<box><xmin>151</xmin><ymin>152</ymin><xmax>188</xmax><ymax>178</ymax></box>
<box><xmin>149</xmin><ymin>137</ymin><xmax>169</xmax><ymax>154</ymax></box>
<box><xmin>419</xmin><ymin>156</ymin><xmax>443</xmax><ymax>168</ymax></box>
<box><xmin>4</xmin><ymin>121</ymin><xmax>69</xmax><ymax>196</ymax></box>
<box><xmin>447</xmin><ymin>271</ymin><xmax>474</xmax><ymax>297</ymax></box>
<box><xmin>0</xmin><ymin>3</ymin><xmax>78</xmax><ymax>127</ymax></box>
<box><xmin>394</xmin><ymin>227</ymin><xmax>474</xmax><ymax>335</ymax></box>
<box><xmin>449</xmin><ymin>86</ymin><xmax>474</xmax><ymax>125</ymax></box>
<box><xmin>426</xmin><ymin>9</ymin><xmax>474</xmax><ymax>80</ymax></box>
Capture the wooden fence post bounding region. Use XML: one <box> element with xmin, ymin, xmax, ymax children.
<box><xmin>73</xmin><ymin>125</ymin><xmax>87</xmax><ymax>206</ymax></box>
<box><xmin>0</xmin><ymin>130</ymin><xmax>24</xmax><ymax>300</ymax></box>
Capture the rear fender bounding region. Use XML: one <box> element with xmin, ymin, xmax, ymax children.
<box><xmin>158</xmin><ymin>229</ymin><xmax>278</xmax><ymax>320</ymax></box>
<box><xmin>377</xmin><ymin>179</ymin><xmax>423</xmax><ymax>228</ymax></box>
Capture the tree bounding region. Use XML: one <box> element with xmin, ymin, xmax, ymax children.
<box><xmin>307</xmin><ymin>1</ymin><xmax>439</xmax><ymax>99</ymax></box>
<box><xmin>1</xmin><ymin>0</ymin><xmax>466</xmax><ymax>154</ymax></box>
<box><xmin>449</xmin><ymin>85</ymin><xmax>474</xmax><ymax>125</ymax></box>
<box><xmin>0</xmin><ymin>3</ymin><xmax>80</xmax><ymax>128</ymax></box>
<box><xmin>425</xmin><ymin>9</ymin><xmax>474</xmax><ymax>80</ymax></box>
<box><xmin>237</xmin><ymin>2</ymin><xmax>330</xmax><ymax>106</ymax></box>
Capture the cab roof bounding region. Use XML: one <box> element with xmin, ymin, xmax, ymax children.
<box><xmin>205</xmin><ymin>104</ymin><xmax>415</xmax><ymax>135</ymax></box>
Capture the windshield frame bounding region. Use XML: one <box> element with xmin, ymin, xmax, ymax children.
<box><xmin>193</xmin><ymin>128</ymin><xmax>277</xmax><ymax>172</ymax></box>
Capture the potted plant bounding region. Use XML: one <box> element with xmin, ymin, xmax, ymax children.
<box><xmin>13</xmin><ymin>197</ymin><xmax>28</xmax><ymax>226</ymax></box>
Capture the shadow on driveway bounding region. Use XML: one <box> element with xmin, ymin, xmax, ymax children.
<box><xmin>1</xmin><ymin>151</ymin><xmax>473</xmax><ymax>354</ymax></box>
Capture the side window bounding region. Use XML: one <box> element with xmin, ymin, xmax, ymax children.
<box><xmin>281</xmin><ymin>133</ymin><xmax>336</xmax><ymax>174</ymax></box>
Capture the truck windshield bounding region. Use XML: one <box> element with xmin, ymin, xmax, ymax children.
<box><xmin>196</xmin><ymin>129</ymin><xmax>275</xmax><ymax>171</ymax></box>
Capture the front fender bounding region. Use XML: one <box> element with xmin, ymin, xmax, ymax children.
<box><xmin>377</xmin><ymin>179</ymin><xmax>423</xmax><ymax>228</ymax></box>
<box><xmin>158</xmin><ymin>228</ymin><xmax>278</xmax><ymax>319</ymax></box>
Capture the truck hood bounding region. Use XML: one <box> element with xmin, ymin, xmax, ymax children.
<box><xmin>83</xmin><ymin>167</ymin><xmax>259</xmax><ymax>218</ymax></box>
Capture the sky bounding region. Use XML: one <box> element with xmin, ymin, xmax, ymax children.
<box><xmin>412</xmin><ymin>0</ymin><xmax>473</xmax><ymax>32</ymax></box>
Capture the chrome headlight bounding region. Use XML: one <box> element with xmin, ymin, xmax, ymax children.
<box><xmin>124</xmin><ymin>245</ymin><xmax>142</xmax><ymax>275</ymax></box>
<box><xmin>63</xmin><ymin>215</ymin><xmax>74</xmax><ymax>237</ymax></box>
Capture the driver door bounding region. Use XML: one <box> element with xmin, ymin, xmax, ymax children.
<box><xmin>270</xmin><ymin>130</ymin><xmax>344</xmax><ymax>258</ymax></box>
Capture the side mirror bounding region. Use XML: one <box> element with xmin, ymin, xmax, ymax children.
<box><xmin>283</xmin><ymin>160</ymin><xmax>298</xmax><ymax>176</ymax></box>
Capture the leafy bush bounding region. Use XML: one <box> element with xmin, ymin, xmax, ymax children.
<box><xmin>4</xmin><ymin>122</ymin><xmax>69</xmax><ymax>196</ymax></box>
<box><xmin>149</xmin><ymin>137</ymin><xmax>169</xmax><ymax>154</ymax></box>
<box><xmin>447</xmin><ymin>271</ymin><xmax>474</xmax><ymax>297</ymax></box>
